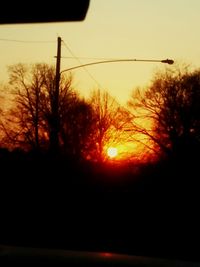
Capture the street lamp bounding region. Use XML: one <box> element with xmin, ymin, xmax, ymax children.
<box><xmin>60</xmin><ymin>58</ymin><xmax>174</xmax><ymax>75</ymax></box>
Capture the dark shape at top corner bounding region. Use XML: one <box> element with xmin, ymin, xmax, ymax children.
<box><xmin>0</xmin><ymin>0</ymin><xmax>90</xmax><ymax>24</ymax></box>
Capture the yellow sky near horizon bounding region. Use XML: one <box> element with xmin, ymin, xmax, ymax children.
<box><xmin>0</xmin><ymin>0</ymin><xmax>200</xmax><ymax>105</ymax></box>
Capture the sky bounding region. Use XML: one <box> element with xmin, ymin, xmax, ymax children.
<box><xmin>0</xmin><ymin>0</ymin><xmax>200</xmax><ymax>105</ymax></box>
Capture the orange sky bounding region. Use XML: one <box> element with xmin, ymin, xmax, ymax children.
<box><xmin>0</xmin><ymin>0</ymin><xmax>200</xmax><ymax>105</ymax></box>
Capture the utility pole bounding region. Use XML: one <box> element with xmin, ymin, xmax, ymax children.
<box><xmin>50</xmin><ymin>36</ymin><xmax>61</xmax><ymax>155</ymax></box>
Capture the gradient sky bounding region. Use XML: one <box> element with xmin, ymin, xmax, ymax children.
<box><xmin>0</xmin><ymin>0</ymin><xmax>200</xmax><ymax>105</ymax></box>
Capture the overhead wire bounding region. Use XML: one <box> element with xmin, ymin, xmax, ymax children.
<box><xmin>61</xmin><ymin>39</ymin><xmax>104</xmax><ymax>90</ymax></box>
<box><xmin>0</xmin><ymin>37</ymin><xmax>105</xmax><ymax>89</ymax></box>
<box><xmin>0</xmin><ymin>38</ymin><xmax>55</xmax><ymax>43</ymax></box>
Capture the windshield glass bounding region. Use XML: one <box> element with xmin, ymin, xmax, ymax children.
<box><xmin>0</xmin><ymin>0</ymin><xmax>200</xmax><ymax>263</ymax></box>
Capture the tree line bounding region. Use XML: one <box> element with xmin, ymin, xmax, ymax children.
<box><xmin>0</xmin><ymin>63</ymin><xmax>200</xmax><ymax>167</ymax></box>
<box><xmin>0</xmin><ymin>63</ymin><xmax>131</xmax><ymax>162</ymax></box>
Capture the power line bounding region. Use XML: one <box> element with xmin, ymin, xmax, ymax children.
<box><xmin>0</xmin><ymin>38</ymin><xmax>55</xmax><ymax>43</ymax></box>
<box><xmin>61</xmin><ymin>39</ymin><xmax>105</xmax><ymax>89</ymax></box>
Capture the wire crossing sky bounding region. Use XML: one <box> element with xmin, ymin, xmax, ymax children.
<box><xmin>0</xmin><ymin>0</ymin><xmax>200</xmax><ymax>104</ymax></box>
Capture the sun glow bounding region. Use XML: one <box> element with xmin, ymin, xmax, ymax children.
<box><xmin>104</xmin><ymin>141</ymin><xmax>148</xmax><ymax>162</ymax></box>
<box><xmin>107</xmin><ymin>147</ymin><xmax>118</xmax><ymax>158</ymax></box>
<box><xmin>104</xmin><ymin>121</ymin><xmax>156</xmax><ymax>162</ymax></box>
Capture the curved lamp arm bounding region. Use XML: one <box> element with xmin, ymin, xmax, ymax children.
<box><xmin>60</xmin><ymin>58</ymin><xmax>174</xmax><ymax>74</ymax></box>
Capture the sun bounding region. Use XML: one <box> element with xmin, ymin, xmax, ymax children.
<box><xmin>107</xmin><ymin>147</ymin><xmax>118</xmax><ymax>158</ymax></box>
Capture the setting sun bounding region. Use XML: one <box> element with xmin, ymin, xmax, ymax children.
<box><xmin>107</xmin><ymin>147</ymin><xmax>118</xmax><ymax>158</ymax></box>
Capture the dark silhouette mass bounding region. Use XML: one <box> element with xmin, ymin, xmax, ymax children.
<box><xmin>0</xmin><ymin>63</ymin><xmax>200</xmax><ymax>262</ymax></box>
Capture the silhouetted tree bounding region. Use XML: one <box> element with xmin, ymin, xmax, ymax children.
<box><xmin>59</xmin><ymin>95</ymin><xmax>94</xmax><ymax>159</ymax></box>
<box><xmin>37</xmin><ymin>65</ymin><xmax>76</xmax><ymax>153</ymax></box>
<box><xmin>4</xmin><ymin>63</ymin><xmax>47</xmax><ymax>150</ymax></box>
<box><xmin>0</xmin><ymin>86</ymin><xmax>7</xmax><ymax>147</ymax></box>
<box><xmin>3</xmin><ymin>63</ymin><xmax>98</xmax><ymax>160</ymax></box>
<box><xmin>39</xmin><ymin>68</ymin><xmax>95</xmax><ymax>159</ymax></box>
<box><xmin>128</xmin><ymin>66</ymin><xmax>200</xmax><ymax>162</ymax></box>
<box><xmin>89</xmin><ymin>89</ymin><xmax>132</xmax><ymax>161</ymax></box>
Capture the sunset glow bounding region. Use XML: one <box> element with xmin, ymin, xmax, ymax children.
<box><xmin>106</xmin><ymin>142</ymin><xmax>140</xmax><ymax>160</ymax></box>
<box><xmin>107</xmin><ymin>147</ymin><xmax>118</xmax><ymax>158</ymax></box>
<box><xmin>103</xmin><ymin>138</ymin><xmax>155</xmax><ymax>163</ymax></box>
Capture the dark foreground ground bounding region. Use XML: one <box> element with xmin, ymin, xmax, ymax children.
<box><xmin>1</xmin><ymin>245</ymin><xmax>200</xmax><ymax>266</ymax></box>
<box><xmin>0</xmin><ymin>155</ymin><xmax>200</xmax><ymax>263</ymax></box>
